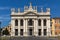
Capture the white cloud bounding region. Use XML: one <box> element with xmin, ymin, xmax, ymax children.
<box><xmin>0</xmin><ymin>16</ymin><xmax>10</xmax><ymax>20</ymax></box>
<box><xmin>0</xmin><ymin>18</ymin><xmax>10</xmax><ymax>22</ymax></box>
<box><xmin>0</xmin><ymin>7</ymin><xmax>10</xmax><ymax>10</ymax></box>
<box><xmin>3</xmin><ymin>17</ymin><xmax>10</xmax><ymax>20</ymax></box>
<box><xmin>0</xmin><ymin>17</ymin><xmax>10</xmax><ymax>20</ymax></box>
<box><xmin>1</xmin><ymin>14</ymin><xmax>10</xmax><ymax>17</ymax></box>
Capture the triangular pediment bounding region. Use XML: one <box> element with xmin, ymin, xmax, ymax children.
<box><xmin>24</xmin><ymin>11</ymin><xmax>38</xmax><ymax>16</ymax></box>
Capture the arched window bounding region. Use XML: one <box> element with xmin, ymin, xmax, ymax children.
<box><xmin>20</xmin><ymin>19</ymin><xmax>23</xmax><ymax>26</ymax></box>
<box><xmin>38</xmin><ymin>19</ymin><xmax>41</xmax><ymax>26</ymax></box>
<box><xmin>43</xmin><ymin>19</ymin><xmax>46</xmax><ymax>26</ymax></box>
<box><xmin>15</xmin><ymin>19</ymin><xmax>18</xmax><ymax>26</ymax></box>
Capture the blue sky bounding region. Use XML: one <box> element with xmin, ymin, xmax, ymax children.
<box><xmin>0</xmin><ymin>0</ymin><xmax>60</xmax><ymax>27</ymax></box>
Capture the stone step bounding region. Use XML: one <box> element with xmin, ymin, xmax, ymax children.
<box><xmin>1</xmin><ymin>36</ymin><xmax>58</xmax><ymax>40</ymax></box>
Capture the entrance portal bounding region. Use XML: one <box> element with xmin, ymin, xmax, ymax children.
<box><xmin>29</xmin><ymin>29</ymin><xmax>33</xmax><ymax>36</ymax></box>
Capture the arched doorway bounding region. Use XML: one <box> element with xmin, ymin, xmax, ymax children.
<box><xmin>28</xmin><ymin>28</ymin><xmax>33</xmax><ymax>36</ymax></box>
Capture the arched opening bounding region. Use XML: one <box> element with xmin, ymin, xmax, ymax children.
<box><xmin>20</xmin><ymin>19</ymin><xmax>23</xmax><ymax>26</ymax></box>
<box><xmin>29</xmin><ymin>28</ymin><xmax>33</xmax><ymax>36</ymax></box>
<box><xmin>15</xmin><ymin>29</ymin><xmax>18</xmax><ymax>35</ymax></box>
<box><xmin>44</xmin><ymin>29</ymin><xmax>47</xmax><ymax>35</ymax></box>
<box><xmin>38</xmin><ymin>19</ymin><xmax>41</xmax><ymax>26</ymax></box>
<box><xmin>28</xmin><ymin>19</ymin><xmax>33</xmax><ymax>26</ymax></box>
<box><xmin>15</xmin><ymin>19</ymin><xmax>18</xmax><ymax>26</ymax></box>
<box><xmin>38</xmin><ymin>29</ymin><xmax>41</xmax><ymax>36</ymax></box>
<box><xmin>43</xmin><ymin>19</ymin><xmax>46</xmax><ymax>26</ymax></box>
<box><xmin>20</xmin><ymin>29</ymin><xmax>23</xmax><ymax>36</ymax></box>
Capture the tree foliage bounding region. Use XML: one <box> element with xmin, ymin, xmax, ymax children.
<box><xmin>3</xmin><ymin>28</ymin><xmax>9</xmax><ymax>35</ymax></box>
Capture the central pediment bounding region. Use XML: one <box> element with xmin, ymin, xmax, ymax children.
<box><xmin>24</xmin><ymin>12</ymin><xmax>38</xmax><ymax>16</ymax></box>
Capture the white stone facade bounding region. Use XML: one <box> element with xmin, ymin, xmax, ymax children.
<box><xmin>11</xmin><ymin>3</ymin><xmax>51</xmax><ymax>36</ymax></box>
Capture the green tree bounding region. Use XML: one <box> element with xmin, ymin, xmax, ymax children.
<box><xmin>3</xmin><ymin>28</ymin><xmax>9</xmax><ymax>35</ymax></box>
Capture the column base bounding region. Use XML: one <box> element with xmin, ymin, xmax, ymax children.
<box><xmin>23</xmin><ymin>32</ymin><xmax>28</xmax><ymax>36</ymax></box>
<box><xmin>34</xmin><ymin>32</ymin><xmax>38</xmax><ymax>36</ymax></box>
<box><xmin>18</xmin><ymin>33</ymin><xmax>20</xmax><ymax>36</ymax></box>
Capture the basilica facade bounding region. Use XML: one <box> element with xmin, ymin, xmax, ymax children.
<box><xmin>11</xmin><ymin>3</ymin><xmax>51</xmax><ymax>36</ymax></box>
